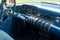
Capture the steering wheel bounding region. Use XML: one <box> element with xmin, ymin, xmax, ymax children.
<box><xmin>0</xmin><ymin>0</ymin><xmax>16</xmax><ymax>22</ymax></box>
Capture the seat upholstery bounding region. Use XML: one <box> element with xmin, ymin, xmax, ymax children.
<box><xmin>0</xmin><ymin>30</ymin><xmax>14</xmax><ymax>40</ymax></box>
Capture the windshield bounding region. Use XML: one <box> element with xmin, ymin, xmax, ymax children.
<box><xmin>16</xmin><ymin>0</ymin><xmax>60</xmax><ymax>4</ymax></box>
<box><xmin>0</xmin><ymin>0</ymin><xmax>1</xmax><ymax>4</ymax></box>
<box><xmin>0</xmin><ymin>0</ymin><xmax>60</xmax><ymax>5</ymax></box>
